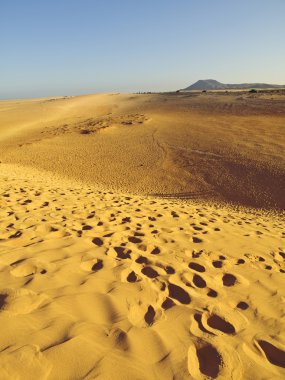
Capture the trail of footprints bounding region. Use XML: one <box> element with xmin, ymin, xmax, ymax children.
<box><xmin>37</xmin><ymin>113</ymin><xmax>149</xmax><ymax>139</ymax></box>
<box><xmin>0</xmin><ymin>173</ymin><xmax>285</xmax><ymax>379</ymax></box>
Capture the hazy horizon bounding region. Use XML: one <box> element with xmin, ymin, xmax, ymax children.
<box><xmin>1</xmin><ymin>0</ymin><xmax>285</xmax><ymax>99</ymax></box>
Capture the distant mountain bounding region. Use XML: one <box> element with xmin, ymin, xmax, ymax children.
<box><xmin>182</xmin><ymin>79</ymin><xmax>285</xmax><ymax>91</ymax></box>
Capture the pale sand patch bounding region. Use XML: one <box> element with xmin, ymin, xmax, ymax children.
<box><xmin>0</xmin><ymin>163</ymin><xmax>284</xmax><ymax>379</ymax></box>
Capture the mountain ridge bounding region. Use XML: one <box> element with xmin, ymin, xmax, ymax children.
<box><xmin>182</xmin><ymin>79</ymin><xmax>285</xmax><ymax>91</ymax></box>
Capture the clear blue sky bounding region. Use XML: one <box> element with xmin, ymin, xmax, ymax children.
<box><xmin>1</xmin><ymin>0</ymin><xmax>285</xmax><ymax>99</ymax></box>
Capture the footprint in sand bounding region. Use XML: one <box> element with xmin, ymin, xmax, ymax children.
<box><xmin>0</xmin><ymin>294</ymin><xmax>8</xmax><ymax>308</ymax></box>
<box><xmin>257</xmin><ymin>340</ymin><xmax>285</xmax><ymax>368</ymax></box>
<box><xmin>192</xmin><ymin>237</ymin><xmax>203</xmax><ymax>243</ymax></box>
<box><xmin>80</xmin><ymin>258</ymin><xmax>103</xmax><ymax>272</ymax></box>
<box><xmin>222</xmin><ymin>273</ymin><xmax>237</xmax><ymax>286</ymax></box>
<box><xmin>212</xmin><ymin>260</ymin><xmax>223</xmax><ymax>268</ymax></box>
<box><xmin>0</xmin><ymin>289</ymin><xmax>47</xmax><ymax>315</ymax></box>
<box><xmin>10</xmin><ymin>263</ymin><xmax>38</xmax><ymax>277</ymax></box>
<box><xmin>163</xmin><ymin>265</ymin><xmax>175</xmax><ymax>274</ymax></box>
<box><xmin>82</xmin><ymin>225</ymin><xmax>93</xmax><ymax>231</ymax></box>
<box><xmin>144</xmin><ymin>305</ymin><xmax>156</xmax><ymax>326</ymax></box>
<box><xmin>168</xmin><ymin>283</ymin><xmax>191</xmax><ymax>304</ymax></box>
<box><xmin>237</xmin><ymin>301</ymin><xmax>249</xmax><ymax>310</ymax></box>
<box><xmin>207</xmin><ymin>289</ymin><xmax>218</xmax><ymax>298</ymax></box>
<box><xmin>141</xmin><ymin>266</ymin><xmax>159</xmax><ymax>279</ymax></box>
<box><xmin>127</xmin><ymin>303</ymin><xmax>159</xmax><ymax>327</ymax></box>
<box><xmin>92</xmin><ymin>237</ymin><xmax>104</xmax><ymax>246</ymax></box>
<box><xmin>189</xmin><ymin>262</ymin><xmax>206</xmax><ymax>272</ymax></box>
<box><xmin>9</xmin><ymin>231</ymin><xmax>23</xmax><ymax>239</ymax></box>
<box><xmin>196</xmin><ymin>344</ymin><xmax>222</xmax><ymax>378</ymax></box>
<box><xmin>150</xmin><ymin>247</ymin><xmax>160</xmax><ymax>255</ymax></box>
<box><xmin>207</xmin><ymin>314</ymin><xmax>236</xmax><ymax>334</ymax></box>
<box><xmin>161</xmin><ymin>297</ymin><xmax>175</xmax><ymax>310</ymax></box>
<box><xmin>126</xmin><ymin>271</ymin><xmax>138</xmax><ymax>283</ymax></box>
<box><xmin>107</xmin><ymin>327</ymin><xmax>129</xmax><ymax>351</ymax></box>
<box><xmin>135</xmin><ymin>255</ymin><xmax>149</xmax><ymax>264</ymax></box>
<box><xmin>193</xmin><ymin>274</ymin><xmax>207</xmax><ymax>288</ymax></box>
<box><xmin>91</xmin><ymin>259</ymin><xmax>103</xmax><ymax>272</ymax></box>
<box><xmin>128</xmin><ymin>236</ymin><xmax>142</xmax><ymax>244</ymax></box>
<box><xmin>188</xmin><ymin>343</ymin><xmax>222</xmax><ymax>379</ymax></box>
<box><xmin>194</xmin><ymin>314</ymin><xmax>213</xmax><ymax>335</ymax></box>
<box><xmin>113</xmin><ymin>246</ymin><xmax>131</xmax><ymax>259</ymax></box>
<box><xmin>191</xmin><ymin>249</ymin><xmax>204</xmax><ymax>258</ymax></box>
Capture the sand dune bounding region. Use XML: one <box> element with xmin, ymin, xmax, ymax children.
<box><xmin>1</xmin><ymin>92</ymin><xmax>284</xmax><ymax>208</ymax></box>
<box><xmin>0</xmin><ymin>164</ymin><xmax>284</xmax><ymax>379</ymax></box>
<box><xmin>0</xmin><ymin>93</ymin><xmax>285</xmax><ymax>379</ymax></box>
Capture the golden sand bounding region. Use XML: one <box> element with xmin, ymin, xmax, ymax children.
<box><xmin>0</xmin><ymin>93</ymin><xmax>284</xmax><ymax>379</ymax></box>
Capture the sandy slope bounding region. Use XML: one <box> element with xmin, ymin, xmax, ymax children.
<box><xmin>0</xmin><ymin>164</ymin><xmax>284</xmax><ymax>379</ymax></box>
<box><xmin>0</xmin><ymin>93</ymin><xmax>285</xmax><ymax>379</ymax></box>
<box><xmin>1</xmin><ymin>92</ymin><xmax>285</xmax><ymax>208</ymax></box>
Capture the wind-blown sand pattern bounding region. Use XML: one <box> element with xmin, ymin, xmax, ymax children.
<box><xmin>1</xmin><ymin>93</ymin><xmax>284</xmax><ymax>209</ymax></box>
<box><xmin>0</xmin><ymin>93</ymin><xmax>285</xmax><ymax>379</ymax></box>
